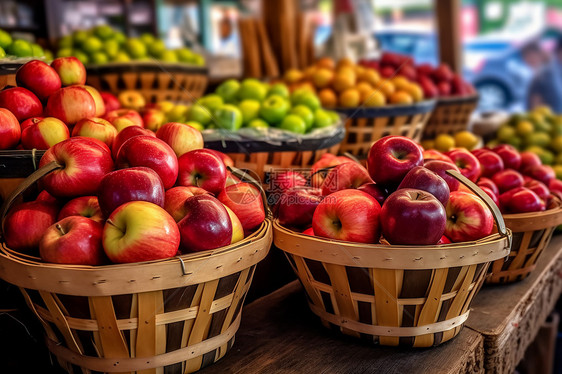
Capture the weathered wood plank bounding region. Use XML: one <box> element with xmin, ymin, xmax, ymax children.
<box><xmin>199</xmin><ymin>281</ymin><xmax>484</xmax><ymax>374</ymax></box>
<box><xmin>466</xmin><ymin>235</ymin><xmax>562</xmax><ymax>374</ymax></box>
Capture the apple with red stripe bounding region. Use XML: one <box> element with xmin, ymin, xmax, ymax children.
<box><xmin>21</xmin><ymin>117</ymin><xmax>69</xmax><ymax>150</ymax></box>
<box><xmin>46</xmin><ymin>86</ymin><xmax>97</xmax><ymax>125</ymax></box>
<box><xmin>0</xmin><ymin>87</ymin><xmax>43</xmax><ymax>122</ymax></box>
<box><xmin>156</xmin><ymin>122</ymin><xmax>203</xmax><ymax>158</ymax></box>
<box><xmin>105</xmin><ymin>109</ymin><xmax>144</xmax><ymax>132</ymax></box>
<box><xmin>0</xmin><ymin>108</ymin><xmax>21</xmax><ymax>149</ymax></box>
<box><xmin>16</xmin><ymin>60</ymin><xmax>61</xmax><ymax>102</ymax></box>
<box><xmin>51</xmin><ymin>57</ymin><xmax>86</xmax><ymax>86</ymax></box>
<box><xmin>58</xmin><ymin>196</ymin><xmax>104</xmax><ymax>223</ymax></box>
<box><xmin>72</xmin><ymin>117</ymin><xmax>117</xmax><ymax>148</ymax></box>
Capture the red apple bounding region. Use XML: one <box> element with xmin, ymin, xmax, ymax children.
<box><xmin>0</xmin><ymin>87</ymin><xmax>43</xmax><ymax>121</ymax></box>
<box><xmin>491</xmin><ymin>169</ymin><xmax>524</xmax><ymax>193</ymax></box>
<box><xmin>432</xmin><ymin>64</ymin><xmax>454</xmax><ymax>82</ymax></box>
<box><xmin>418</xmin><ymin>75</ymin><xmax>439</xmax><ymax>99</ymax></box>
<box><xmin>446</xmin><ymin>148</ymin><xmax>481</xmax><ymax>182</ymax></box>
<box><xmin>500</xmin><ymin>187</ymin><xmax>545</xmax><ymax>213</ymax></box>
<box><xmin>103</xmin><ymin>201</ymin><xmax>180</xmax><ymax>263</ymax></box>
<box><xmin>21</xmin><ymin>117</ymin><xmax>69</xmax><ymax>150</ymax></box>
<box><xmin>524</xmin><ymin>165</ymin><xmax>555</xmax><ymax>186</ymax></box>
<box><xmin>492</xmin><ymin>144</ymin><xmax>521</xmax><ymax>170</ymax></box>
<box><xmin>368</xmin><ymin>135</ymin><xmax>423</xmax><ymax>186</ymax></box>
<box><xmin>479</xmin><ymin>186</ymin><xmax>500</xmax><ymax>208</ymax></box>
<box><xmin>519</xmin><ymin>151</ymin><xmax>542</xmax><ymax>172</ymax></box>
<box><xmin>111</xmin><ymin>125</ymin><xmax>155</xmax><ymax>159</ymax></box>
<box><xmin>477</xmin><ymin>177</ymin><xmax>499</xmax><ymax>196</ymax></box>
<box><xmin>437</xmin><ymin>81</ymin><xmax>451</xmax><ymax>96</ymax></box>
<box><xmin>423</xmin><ymin>149</ymin><xmax>453</xmax><ymax>164</ymax></box>
<box><xmin>218</xmin><ymin>182</ymin><xmax>265</xmax><ymax>232</ymax></box>
<box><xmin>313</xmin><ymin>189</ymin><xmax>381</xmax><ymax>244</ymax></box>
<box><xmin>100</xmin><ymin>92</ymin><xmax>121</xmax><ymax>115</ymax></box>
<box><xmin>16</xmin><ymin>60</ymin><xmax>62</xmax><ymax>101</ymax></box>
<box><xmin>302</xmin><ymin>227</ymin><xmax>315</xmax><ymax>236</ymax></box>
<box><xmin>269</xmin><ymin>171</ymin><xmax>307</xmax><ymax>193</ymax></box>
<box><xmin>35</xmin><ymin>190</ymin><xmax>62</xmax><ymax>205</ymax></box>
<box><xmin>311</xmin><ymin>154</ymin><xmax>353</xmax><ymax>187</ymax></box>
<box><xmin>105</xmin><ymin>109</ymin><xmax>144</xmax><ymax>132</ymax></box>
<box><xmin>321</xmin><ymin>163</ymin><xmax>373</xmax><ymax>195</ymax></box>
<box><xmin>177</xmin><ymin>194</ymin><xmax>232</xmax><ymax>252</ymax></box>
<box><xmin>58</xmin><ymin>196</ymin><xmax>103</xmax><ymax>223</ymax></box>
<box><xmin>476</xmin><ymin>150</ymin><xmax>504</xmax><ymax>178</ymax></box>
<box><xmin>142</xmin><ymin>108</ymin><xmax>166</xmax><ymax>132</ymax></box>
<box><xmin>79</xmin><ymin>85</ymin><xmax>106</xmax><ymax>117</ymax></box>
<box><xmin>524</xmin><ymin>179</ymin><xmax>550</xmax><ymax>202</ymax></box>
<box><xmin>424</xmin><ymin>160</ymin><xmax>461</xmax><ymax>192</ymax></box>
<box><xmin>445</xmin><ymin>191</ymin><xmax>493</xmax><ymax>242</ymax></box>
<box><xmin>164</xmin><ymin>186</ymin><xmax>196</xmax><ymax>222</ymax></box>
<box><xmin>278</xmin><ymin>187</ymin><xmax>322</xmax><ymax>227</ymax></box>
<box><xmin>46</xmin><ymin>86</ymin><xmax>97</xmax><ymax>125</ymax></box>
<box><xmin>177</xmin><ymin>149</ymin><xmax>227</xmax><ymax>195</ymax></box>
<box><xmin>398</xmin><ymin>166</ymin><xmax>450</xmax><ymax>205</ymax></box>
<box><xmin>156</xmin><ymin>122</ymin><xmax>204</xmax><ymax>158</ymax></box>
<box><xmin>437</xmin><ymin>235</ymin><xmax>451</xmax><ymax>245</ymax></box>
<box><xmin>3</xmin><ymin>201</ymin><xmax>59</xmax><ymax>252</ymax></box>
<box><xmin>39</xmin><ymin>137</ymin><xmax>114</xmax><ymax>197</ymax></box>
<box><xmin>98</xmin><ymin>167</ymin><xmax>165</xmax><ymax>217</ymax></box>
<box><xmin>357</xmin><ymin>183</ymin><xmax>388</xmax><ymax>205</ymax></box>
<box><xmin>72</xmin><ymin>117</ymin><xmax>117</xmax><ymax>148</ymax></box>
<box><xmin>21</xmin><ymin>116</ymin><xmax>42</xmax><ymax>131</ymax></box>
<box><xmin>40</xmin><ymin>216</ymin><xmax>105</xmax><ymax>265</ymax></box>
<box><xmin>0</xmin><ymin>108</ymin><xmax>21</xmax><ymax>149</ymax></box>
<box><xmin>51</xmin><ymin>57</ymin><xmax>86</xmax><ymax>86</ymax></box>
<box><xmin>205</xmin><ymin>149</ymin><xmax>234</xmax><ymax>168</ymax></box>
<box><xmin>116</xmin><ymin>136</ymin><xmax>178</xmax><ymax>189</ymax></box>
<box><xmin>549</xmin><ymin>179</ymin><xmax>562</xmax><ymax>194</ymax></box>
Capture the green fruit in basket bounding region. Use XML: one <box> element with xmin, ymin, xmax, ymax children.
<box><xmin>496</xmin><ymin>125</ymin><xmax>516</xmax><ymax>143</ymax></box>
<box><xmin>168</xmin><ymin>104</ymin><xmax>189</xmax><ymax>122</ymax></box>
<box><xmin>113</xmin><ymin>51</ymin><xmax>130</xmax><ymax>62</ymax></box>
<box><xmin>31</xmin><ymin>43</ymin><xmax>44</xmax><ymax>57</ymax></box>
<box><xmin>73</xmin><ymin>50</ymin><xmax>89</xmax><ymax>64</ymax></box>
<box><xmin>291</xmin><ymin>89</ymin><xmax>320</xmax><ymax>111</ymax></box>
<box><xmin>268</xmin><ymin>83</ymin><xmax>290</xmax><ymax>100</ymax></box>
<box><xmin>104</xmin><ymin>39</ymin><xmax>120</xmax><ymax>59</ymax></box>
<box><xmin>534</xmin><ymin>120</ymin><xmax>551</xmax><ymax>133</ymax></box>
<box><xmin>216</xmin><ymin>79</ymin><xmax>240</xmax><ymax>103</ymax></box>
<box><xmin>527</xmin><ymin>132</ymin><xmax>550</xmax><ymax>148</ymax></box>
<box><xmin>140</xmin><ymin>33</ymin><xmax>155</xmax><ymax>46</ymax></box>
<box><xmin>91</xmin><ymin>52</ymin><xmax>108</xmax><ymax>64</ymax></box>
<box><xmin>516</xmin><ymin>120</ymin><xmax>534</xmax><ymax>137</ymax></box>
<box><xmin>238</xmin><ymin>79</ymin><xmax>267</xmax><ymax>102</ymax></box>
<box><xmin>160</xmin><ymin>50</ymin><xmax>178</xmax><ymax>62</ymax></box>
<box><xmin>6</xmin><ymin>39</ymin><xmax>33</xmax><ymax>57</ymax></box>
<box><xmin>551</xmin><ymin>136</ymin><xmax>562</xmax><ymax>153</ymax></box>
<box><xmin>260</xmin><ymin>95</ymin><xmax>289</xmax><ymax>124</ymax></box>
<box><xmin>57</xmin><ymin>48</ymin><xmax>73</xmax><ymax>58</ymax></box>
<box><xmin>113</xmin><ymin>32</ymin><xmax>127</xmax><ymax>45</ymax></box>
<box><xmin>58</xmin><ymin>35</ymin><xmax>73</xmax><ymax>49</ymax></box>
<box><xmin>72</xmin><ymin>30</ymin><xmax>90</xmax><ymax>47</ymax></box>
<box><xmin>125</xmin><ymin>38</ymin><xmax>147</xmax><ymax>59</ymax></box>
<box><xmin>247</xmin><ymin>118</ymin><xmax>269</xmax><ymax>129</ymax></box>
<box><xmin>94</xmin><ymin>25</ymin><xmax>114</xmax><ymax>40</ymax></box>
<box><xmin>176</xmin><ymin>48</ymin><xmax>194</xmax><ymax>63</ymax></box>
<box><xmin>505</xmin><ymin>136</ymin><xmax>522</xmax><ymax>149</ymax></box>
<box><xmin>187</xmin><ymin>104</ymin><xmax>212</xmax><ymax>126</ymax></box>
<box><xmin>0</xmin><ymin>46</ymin><xmax>5</xmax><ymax>59</ymax></box>
<box><xmin>197</xmin><ymin>94</ymin><xmax>224</xmax><ymax>112</ymax></box>
<box><xmin>526</xmin><ymin>146</ymin><xmax>554</xmax><ymax>165</ymax></box>
<box><xmin>192</xmin><ymin>54</ymin><xmax>205</xmax><ymax>66</ymax></box>
<box><xmin>44</xmin><ymin>49</ymin><xmax>53</xmax><ymax>61</ymax></box>
<box><xmin>327</xmin><ymin>111</ymin><xmax>340</xmax><ymax>124</ymax></box>
<box><xmin>82</xmin><ymin>36</ymin><xmax>103</xmax><ymax>54</ymax></box>
<box><xmin>239</xmin><ymin>99</ymin><xmax>261</xmax><ymax>124</ymax></box>
<box><xmin>214</xmin><ymin>104</ymin><xmax>243</xmax><ymax>131</ymax></box>
<box><xmin>0</xmin><ymin>29</ymin><xmax>13</xmax><ymax>50</ymax></box>
<box><xmin>148</xmin><ymin>39</ymin><xmax>166</xmax><ymax>58</ymax></box>
<box><xmin>553</xmin><ymin>165</ymin><xmax>562</xmax><ymax>180</ymax></box>
<box><xmin>185</xmin><ymin>121</ymin><xmax>204</xmax><ymax>131</ymax></box>
<box><xmin>280</xmin><ymin>114</ymin><xmax>306</xmax><ymax>134</ymax></box>
<box><xmin>313</xmin><ymin>109</ymin><xmax>333</xmax><ymax>129</ymax></box>
<box><xmin>290</xmin><ymin>105</ymin><xmax>314</xmax><ymax>130</ymax></box>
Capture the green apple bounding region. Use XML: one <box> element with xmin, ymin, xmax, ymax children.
<box><xmin>197</xmin><ymin>94</ymin><xmax>224</xmax><ymax>112</ymax></box>
<box><xmin>148</xmin><ymin>39</ymin><xmax>166</xmax><ymax>58</ymax></box>
<box><xmin>57</xmin><ymin>48</ymin><xmax>73</xmax><ymax>58</ymax></box>
<box><xmin>31</xmin><ymin>43</ymin><xmax>44</xmax><ymax>57</ymax></box>
<box><xmin>91</xmin><ymin>52</ymin><xmax>108</xmax><ymax>64</ymax></box>
<box><xmin>327</xmin><ymin>110</ymin><xmax>340</xmax><ymax>124</ymax></box>
<box><xmin>0</xmin><ymin>46</ymin><xmax>5</xmax><ymax>58</ymax></box>
<box><xmin>527</xmin><ymin>132</ymin><xmax>550</xmax><ymax>147</ymax></box>
<box><xmin>238</xmin><ymin>79</ymin><xmax>267</xmax><ymax>102</ymax></box>
<box><xmin>239</xmin><ymin>99</ymin><xmax>261</xmax><ymax>124</ymax></box>
<box><xmin>82</xmin><ymin>36</ymin><xmax>103</xmax><ymax>54</ymax></box>
<box><xmin>290</xmin><ymin>105</ymin><xmax>314</xmax><ymax>130</ymax></box>
<box><xmin>125</xmin><ymin>38</ymin><xmax>147</xmax><ymax>59</ymax></box>
<box><xmin>216</xmin><ymin>79</ymin><xmax>241</xmax><ymax>103</ymax></box>
<box><xmin>268</xmin><ymin>83</ymin><xmax>290</xmax><ymax>100</ymax></box>
<box><xmin>44</xmin><ymin>50</ymin><xmax>53</xmax><ymax>60</ymax></box>
<box><xmin>113</xmin><ymin>52</ymin><xmax>130</xmax><ymax>62</ymax></box>
<box><xmin>0</xmin><ymin>29</ymin><xmax>12</xmax><ymax>49</ymax></box>
<box><xmin>6</xmin><ymin>39</ymin><xmax>33</xmax><ymax>57</ymax></box>
<box><xmin>167</xmin><ymin>104</ymin><xmax>189</xmax><ymax>122</ymax></box>
<box><xmin>73</xmin><ymin>50</ymin><xmax>90</xmax><ymax>64</ymax></box>
<box><xmin>192</xmin><ymin>54</ymin><xmax>205</xmax><ymax>66</ymax></box>
<box><xmin>140</xmin><ymin>33</ymin><xmax>155</xmax><ymax>46</ymax></box>
<box><xmin>160</xmin><ymin>50</ymin><xmax>178</xmax><ymax>62</ymax></box>
<box><xmin>214</xmin><ymin>104</ymin><xmax>243</xmax><ymax>131</ymax></box>
<box><xmin>247</xmin><ymin>118</ymin><xmax>269</xmax><ymax>129</ymax></box>
<box><xmin>72</xmin><ymin>30</ymin><xmax>90</xmax><ymax>47</ymax></box>
<box><xmin>280</xmin><ymin>115</ymin><xmax>306</xmax><ymax>134</ymax></box>
<box><xmin>314</xmin><ymin>109</ymin><xmax>333</xmax><ymax>128</ymax></box>
<box><xmin>94</xmin><ymin>25</ymin><xmax>114</xmax><ymax>40</ymax></box>
<box><xmin>291</xmin><ymin>89</ymin><xmax>320</xmax><ymax>111</ymax></box>
<box><xmin>185</xmin><ymin>121</ymin><xmax>204</xmax><ymax>131</ymax></box>
<box><xmin>113</xmin><ymin>32</ymin><xmax>127</xmax><ymax>45</ymax></box>
<box><xmin>187</xmin><ymin>105</ymin><xmax>212</xmax><ymax>126</ymax></box>
<box><xmin>176</xmin><ymin>48</ymin><xmax>194</xmax><ymax>63</ymax></box>
<box><xmin>104</xmin><ymin>39</ymin><xmax>120</xmax><ymax>59</ymax></box>
<box><xmin>260</xmin><ymin>95</ymin><xmax>289</xmax><ymax>124</ymax></box>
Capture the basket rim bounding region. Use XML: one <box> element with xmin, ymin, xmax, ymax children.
<box><xmin>502</xmin><ymin>200</ymin><xmax>562</xmax><ymax>231</ymax></box>
<box><xmin>333</xmin><ymin>99</ymin><xmax>436</xmax><ymax>118</ymax></box>
<box><xmin>85</xmin><ymin>61</ymin><xmax>208</xmax><ymax>74</ymax></box>
<box><xmin>273</xmin><ymin>219</ymin><xmax>511</xmax><ymax>269</ymax></box>
<box><xmin>435</xmin><ymin>94</ymin><xmax>479</xmax><ymax>106</ymax></box>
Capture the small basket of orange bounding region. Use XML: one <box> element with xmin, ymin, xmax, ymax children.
<box><xmin>282</xmin><ymin>58</ymin><xmax>436</xmax><ymax>159</ymax></box>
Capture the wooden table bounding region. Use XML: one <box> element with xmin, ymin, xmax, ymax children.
<box><xmin>466</xmin><ymin>235</ymin><xmax>562</xmax><ymax>374</ymax></box>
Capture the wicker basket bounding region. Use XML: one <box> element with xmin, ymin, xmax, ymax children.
<box><xmin>85</xmin><ymin>62</ymin><xmax>208</xmax><ymax>103</ymax></box>
<box><xmin>0</xmin><ymin>163</ymin><xmax>273</xmax><ymax>373</ymax></box>
<box><xmin>274</xmin><ymin>171</ymin><xmax>511</xmax><ymax>347</ymax></box>
<box><xmin>486</xmin><ymin>201</ymin><xmax>562</xmax><ymax>284</ymax></box>
<box><xmin>422</xmin><ymin>95</ymin><xmax>479</xmax><ymax>139</ymax></box>
<box><xmin>335</xmin><ymin>100</ymin><xmax>436</xmax><ymax>158</ymax></box>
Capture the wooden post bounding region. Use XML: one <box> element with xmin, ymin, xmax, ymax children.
<box><xmin>435</xmin><ymin>0</ymin><xmax>463</xmax><ymax>73</ymax></box>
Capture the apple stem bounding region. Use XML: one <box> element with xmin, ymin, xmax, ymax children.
<box><xmin>56</xmin><ymin>224</ymin><xmax>66</xmax><ymax>235</ymax></box>
<box><xmin>106</xmin><ymin>219</ymin><xmax>120</xmax><ymax>231</ymax></box>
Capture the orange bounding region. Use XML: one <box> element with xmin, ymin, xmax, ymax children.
<box><xmin>391</xmin><ymin>76</ymin><xmax>411</xmax><ymax>91</ymax></box>
<box><xmin>354</xmin><ymin>65</ymin><xmax>366</xmax><ymax>77</ymax></box>
<box><xmin>356</xmin><ymin>82</ymin><xmax>373</xmax><ymax>100</ymax></box>
<box><xmin>404</xmin><ymin>83</ymin><xmax>424</xmax><ymax>102</ymax></box>
<box><xmin>333</xmin><ymin>67</ymin><xmax>357</xmax><ymax>92</ymax></box>
<box><xmin>296</xmin><ymin>81</ymin><xmax>316</xmax><ymax>94</ymax></box>
<box><xmin>304</xmin><ymin>66</ymin><xmax>316</xmax><ymax>80</ymax></box>
<box><xmin>316</xmin><ymin>57</ymin><xmax>335</xmax><ymax>70</ymax></box>
<box><xmin>318</xmin><ymin>88</ymin><xmax>337</xmax><ymax>108</ymax></box>
<box><xmin>359</xmin><ymin>69</ymin><xmax>381</xmax><ymax>86</ymax></box>
<box><xmin>312</xmin><ymin>68</ymin><xmax>335</xmax><ymax>89</ymax></box>
<box><xmin>378</xmin><ymin>80</ymin><xmax>396</xmax><ymax>97</ymax></box>
<box><xmin>284</xmin><ymin>69</ymin><xmax>304</xmax><ymax>84</ymax></box>
<box><xmin>339</xmin><ymin>88</ymin><xmax>361</xmax><ymax>107</ymax></box>
<box><xmin>363</xmin><ymin>90</ymin><xmax>386</xmax><ymax>107</ymax></box>
<box><xmin>389</xmin><ymin>90</ymin><xmax>414</xmax><ymax>105</ymax></box>
<box><xmin>336</xmin><ymin>57</ymin><xmax>354</xmax><ymax>69</ymax></box>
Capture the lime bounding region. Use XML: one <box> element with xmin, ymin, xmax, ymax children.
<box><xmin>268</xmin><ymin>83</ymin><xmax>290</xmax><ymax>100</ymax></box>
<box><xmin>57</xmin><ymin>48</ymin><xmax>73</xmax><ymax>58</ymax></box>
<box><xmin>239</xmin><ymin>99</ymin><xmax>261</xmax><ymax>124</ymax></box>
<box><xmin>91</xmin><ymin>52</ymin><xmax>108</xmax><ymax>64</ymax></box>
<box><xmin>125</xmin><ymin>39</ymin><xmax>146</xmax><ymax>59</ymax></box>
<box><xmin>31</xmin><ymin>43</ymin><xmax>44</xmax><ymax>57</ymax></box>
<box><xmin>214</xmin><ymin>104</ymin><xmax>243</xmax><ymax>131</ymax></box>
<box><xmin>327</xmin><ymin>111</ymin><xmax>340</xmax><ymax>124</ymax></box>
<box><xmin>58</xmin><ymin>35</ymin><xmax>73</xmax><ymax>49</ymax></box>
<box><xmin>247</xmin><ymin>118</ymin><xmax>269</xmax><ymax>129</ymax></box>
<box><xmin>291</xmin><ymin>88</ymin><xmax>321</xmax><ymax>111</ymax></box>
<box><xmin>160</xmin><ymin>50</ymin><xmax>178</xmax><ymax>62</ymax></box>
<box><xmin>238</xmin><ymin>79</ymin><xmax>267</xmax><ymax>102</ymax></box>
<box><xmin>148</xmin><ymin>40</ymin><xmax>166</xmax><ymax>58</ymax></box>
<box><xmin>314</xmin><ymin>109</ymin><xmax>333</xmax><ymax>129</ymax></box>
<box><xmin>516</xmin><ymin>120</ymin><xmax>534</xmax><ymax>137</ymax></box>
<box><xmin>140</xmin><ymin>33</ymin><xmax>154</xmax><ymax>46</ymax></box>
<box><xmin>0</xmin><ymin>29</ymin><xmax>12</xmax><ymax>49</ymax></box>
<box><xmin>94</xmin><ymin>25</ymin><xmax>114</xmax><ymax>40</ymax></box>
<box><xmin>113</xmin><ymin>52</ymin><xmax>130</xmax><ymax>62</ymax></box>
<box><xmin>6</xmin><ymin>39</ymin><xmax>33</xmax><ymax>57</ymax></box>
<box><xmin>496</xmin><ymin>125</ymin><xmax>516</xmax><ymax>143</ymax></box>
<box><xmin>104</xmin><ymin>39</ymin><xmax>120</xmax><ymax>59</ymax></box>
<box><xmin>82</xmin><ymin>36</ymin><xmax>103</xmax><ymax>54</ymax></box>
<box><xmin>280</xmin><ymin>114</ymin><xmax>306</xmax><ymax>134</ymax></box>
<box><xmin>0</xmin><ymin>46</ymin><xmax>5</xmax><ymax>59</ymax></box>
<box><xmin>72</xmin><ymin>30</ymin><xmax>90</xmax><ymax>47</ymax></box>
<box><xmin>290</xmin><ymin>105</ymin><xmax>314</xmax><ymax>130</ymax></box>
<box><xmin>73</xmin><ymin>50</ymin><xmax>89</xmax><ymax>64</ymax></box>
<box><xmin>187</xmin><ymin>105</ymin><xmax>212</xmax><ymax>126</ymax></box>
<box><xmin>176</xmin><ymin>48</ymin><xmax>194</xmax><ymax>63</ymax></box>
<box><xmin>216</xmin><ymin>80</ymin><xmax>240</xmax><ymax>103</ymax></box>
<box><xmin>197</xmin><ymin>94</ymin><xmax>224</xmax><ymax>112</ymax></box>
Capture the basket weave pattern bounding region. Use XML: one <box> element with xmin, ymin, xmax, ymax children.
<box><xmin>422</xmin><ymin>95</ymin><xmax>479</xmax><ymax>139</ymax></box>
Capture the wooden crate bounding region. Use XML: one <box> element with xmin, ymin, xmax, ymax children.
<box><xmin>422</xmin><ymin>95</ymin><xmax>479</xmax><ymax>139</ymax></box>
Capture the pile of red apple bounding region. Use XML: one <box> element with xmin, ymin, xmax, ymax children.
<box><xmin>275</xmin><ymin>135</ymin><xmax>495</xmax><ymax>246</ymax></box>
<box><xmin>360</xmin><ymin>52</ymin><xmax>476</xmax><ymax>99</ymax></box>
<box><xmin>3</xmin><ymin>136</ymin><xmax>266</xmax><ymax>265</ymax></box>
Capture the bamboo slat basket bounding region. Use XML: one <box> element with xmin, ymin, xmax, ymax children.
<box><xmin>422</xmin><ymin>95</ymin><xmax>479</xmax><ymax>139</ymax></box>
<box><xmin>274</xmin><ymin>171</ymin><xmax>512</xmax><ymax>347</ymax></box>
<box><xmin>85</xmin><ymin>62</ymin><xmax>208</xmax><ymax>103</ymax></box>
<box><xmin>0</xmin><ymin>163</ymin><xmax>273</xmax><ymax>373</ymax></box>
<box><xmin>335</xmin><ymin>100</ymin><xmax>436</xmax><ymax>158</ymax></box>
<box><xmin>0</xmin><ymin>63</ymin><xmax>18</xmax><ymax>89</ymax></box>
<box><xmin>486</xmin><ymin>199</ymin><xmax>562</xmax><ymax>284</ymax></box>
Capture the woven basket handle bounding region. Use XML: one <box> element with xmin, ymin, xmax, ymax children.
<box><xmin>446</xmin><ymin>169</ymin><xmax>508</xmax><ymax>239</ymax></box>
<box><xmin>0</xmin><ymin>161</ymin><xmax>63</xmax><ymax>237</ymax></box>
<box><xmin>227</xmin><ymin>166</ymin><xmax>272</xmax><ymax>219</ymax></box>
